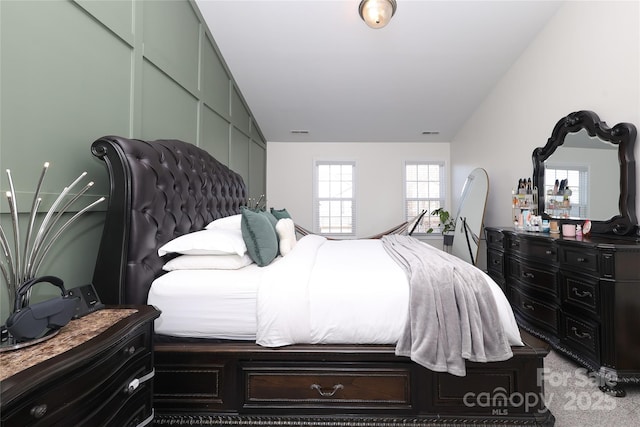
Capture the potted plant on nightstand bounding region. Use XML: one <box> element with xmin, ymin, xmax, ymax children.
<box><xmin>427</xmin><ymin>208</ymin><xmax>456</xmax><ymax>249</ymax></box>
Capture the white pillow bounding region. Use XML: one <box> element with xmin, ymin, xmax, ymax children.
<box><xmin>275</xmin><ymin>218</ymin><xmax>297</xmax><ymax>256</ymax></box>
<box><xmin>162</xmin><ymin>253</ymin><xmax>254</xmax><ymax>271</ymax></box>
<box><xmin>205</xmin><ymin>214</ymin><xmax>242</xmax><ymax>231</ymax></box>
<box><xmin>158</xmin><ymin>228</ymin><xmax>247</xmax><ymax>256</ymax></box>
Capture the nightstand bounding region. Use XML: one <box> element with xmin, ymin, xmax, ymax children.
<box><xmin>1</xmin><ymin>305</ymin><xmax>160</xmax><ymax>426</ymax></box>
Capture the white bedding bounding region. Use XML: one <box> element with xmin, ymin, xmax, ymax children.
<box><xmin>257</xmin><ymin>235</ymin><xmax>523</xmax><ymax>347</ymax></box>
<box><xmin>148</xmin><ymin>235</ymin><xmax>522</xmax><ymax>348</ymax></box>
<box><xmin>148</xmin><ymin>263</ymin><xmax>270</xmax><ymax>339</ymax></box>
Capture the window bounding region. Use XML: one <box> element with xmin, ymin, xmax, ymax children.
<box><xmin>404</xmin><ymin>161</ymin><xmax>446</xmax><ymax>234</ymax></box>
<box><xmin>314</xmin><ymin>161</ymin><xmax>355</xmax><ymax>235</ymax></box>
<box><xmin>544</xmin><ymin>164</ymin><xmax>589</xmax><ymax>218</ymax></box>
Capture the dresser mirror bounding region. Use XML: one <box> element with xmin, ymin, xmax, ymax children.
<box><xmin>532</xmin><ymin>110</ymin><xmax>638</xmax><ymax>236</ymax></box>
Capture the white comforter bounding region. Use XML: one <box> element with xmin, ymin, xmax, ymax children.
<box><xmin>256</xmin><ymin>235</ymin><xmax>523</xmax><ymax>348</ymax></box>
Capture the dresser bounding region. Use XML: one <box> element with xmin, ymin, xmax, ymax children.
<box><xmin>0</xmin><ymin>305</ymin><xmax>160</xmax><ymax>426</ymax></box>
<box><xmin>486</xmin><ymin>227</ymin><xmax>640</xmax><ymax>396</ymax></box>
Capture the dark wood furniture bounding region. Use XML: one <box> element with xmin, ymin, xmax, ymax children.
<box><xmin>154</xmin><ymin>331</ymin><xmax>551</xmax><ymax>426</ymax></box>
<box><xmin>532</xmin><ymin>110</ymin><xmax>637</xmax><ymax>236</ymax></box>
<box><xmin>90</xmin><ymin>135</ymin><xmax>555</xmax><ymax>426</ymax></box>
<box><xmin>0</xmin><ymin>306</ymin><xmax>159</xmax><ymax>426</ymax></box>
<box><xmin>486</xmin><ymin>227</ymin><xmax>640</xmax><ymax>396</ymax></box>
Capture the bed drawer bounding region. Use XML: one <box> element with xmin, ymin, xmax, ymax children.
<box><xmin>242</xmin><ymin>365</ymin><xmax>412</xmax><ymax>410</ymax></box>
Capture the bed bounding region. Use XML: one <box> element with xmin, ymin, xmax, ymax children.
<box><xmin>90</xmin><ymin>135</ymin><xmax>555</xmax><ymax>426</ymax></box>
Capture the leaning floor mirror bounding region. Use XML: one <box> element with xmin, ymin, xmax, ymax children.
<box><xmin>450</xmin><ymin>168</ymin><xmax>489</xmax><ymax>265</ymax></box>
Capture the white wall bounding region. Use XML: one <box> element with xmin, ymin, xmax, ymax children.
<box><xmin>267</xmin><ymin>142</ymin><xmax>450</xmax><ymax>239</ymax></box>
<box><xmin>267</xmin><ymin>1</ymin><xmax>639</xmax><ymax>268</ymax></box>
<box><xmin>452</xmin><ymin>1</ymin><xmax>640</xmax><ymax>234</ymax></box>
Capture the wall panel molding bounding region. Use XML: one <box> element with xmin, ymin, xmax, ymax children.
<box><xmin>0</xmin><ymin>0</ymin><xmax>266</xmax><ymax>313</ymax></box>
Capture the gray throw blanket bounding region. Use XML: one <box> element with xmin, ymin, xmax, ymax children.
<box><xmin>381</xmin><ymin>235</ymin><xmax>512</xmax><ymax>376</ymax></box>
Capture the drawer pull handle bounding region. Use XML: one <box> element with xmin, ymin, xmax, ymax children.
<box><xmin>30</xmin><ymin>404</ymin><xmax>47</xmax><ymax>419</ymax></box>
<box><xmin>310</xmin><ymin>383</ymin><xmax>344</xmax><ymax>397</ymax></box>
<box><xmin>545</xmin><ymin>250</ymin><xmax>553</xmax><ymax>255</ymax></box>
<box><xmin>572</xmin><ymin>287</ymin><xmax>593</xmax><ymax>299</ymax></box>
<box><xmin>576</xmin><ymin>257</ymin><xmax>586</xmax><ymax>263</ymax></box>
<box><xmin>571</xmin><ymin>327</ymin><xmax>592</xmax><ymax>340</ymax></box>
<box><xmin>523</xmin><ymin>303</ymin><xmax>535</xmax><ymax>311</ymax></box>
<box><xmin>124</xmin><ymin>369</ymin><xmax>155</xmax><ymax>395</ymax></box>
<box><xmin>126</xmin><ymin>378</ymin><xmax>140</xmax><ymax>394</ymax></box>
<box><xmin>522</xmin><ymin>272</ymin><xmax>535</xmax><ymax>279</ymax></box>
<box><xmin>124</xmin><ymin>346</ymin><xmax>136</xmax><ymax>356</ymax></box>
<box><xmin>493</xmin><ymin>259</ymin><xmax>501</xmax><ymax>264</ymax></box>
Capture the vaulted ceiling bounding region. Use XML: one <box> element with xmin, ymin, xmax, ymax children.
<box><xmin>196</xmin><ymin>0</ymin><xmax>563</xmax><ymax>143</ymax></box>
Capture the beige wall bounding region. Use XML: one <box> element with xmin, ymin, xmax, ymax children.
<box><xmin>267</xmin><ymin>142</ymin><xmax>450</xmax><ymax>240</ymax></box>
<box><xmin>452</xmin><ymin>0</ymin><xmax>640</xmax><ymax>233</ymax></box>
<box><xmin>268</xmin><ymin>1</ymin><xmax>639</xmax><ymax>270</ymax></box>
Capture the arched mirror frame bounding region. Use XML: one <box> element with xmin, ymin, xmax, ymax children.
<box><xmin>532</xmin><ymin>110</ymin><xmax>638</xmax><ymax>236</ymax></box>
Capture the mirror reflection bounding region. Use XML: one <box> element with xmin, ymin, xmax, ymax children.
<box><xmin>451</xmin><ymin>168</ymin><xmax>488</xmax><ymax>265</ymax></box>
<box><xmin>543</xmin><ymin>128</ymin><xmax>618</xmax><ymax>220</ymax></box>
<box><xmin>533</xmin><ymin>110</ymin><xmax>637</xmax><ymax>236</ymax></box>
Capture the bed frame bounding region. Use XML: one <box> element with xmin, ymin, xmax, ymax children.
<box><xmin>90</xmin><ymin>135</ymin><xmax>555</xmax><ymax>426</ymax></box>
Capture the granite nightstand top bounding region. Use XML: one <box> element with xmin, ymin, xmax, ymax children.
<box><xmin>0</xmin><ymin>308</ymin><xmax>137</xmax><ymax>381</ymax></box>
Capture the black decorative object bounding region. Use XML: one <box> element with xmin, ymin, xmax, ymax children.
<box><xmin>532</xmin><ymin>110</ymin><xmax>637</xmax><ymax>236</ymax></box>
<box><xmin>5</xmin><ymin>276</ymin><xmax>79</xmax><ymax>342</ymax></box>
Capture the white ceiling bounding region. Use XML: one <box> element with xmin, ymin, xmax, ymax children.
<box><xmin>195</xmin><ymin>0</ymin><xmax>563</xmax><ymax>143</ymax></box>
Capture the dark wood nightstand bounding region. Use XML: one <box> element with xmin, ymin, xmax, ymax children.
<box><xmin>1</xmin><ymin>305</ymin><xmax>160</xmax><ymax>426</ymax></box>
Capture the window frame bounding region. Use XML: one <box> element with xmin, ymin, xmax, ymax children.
<box><xmin>312</xmin><ymin>160</ymin><xmax>357</xmax><ymax>237</ymax></box>
<box><xmin>544</xmin><ymin>162</ymin><xmax>589</xmax><ymax>218</ymax></box>
<box><xmin>403</xmin><ymin>160</ymin><xmax>447</xmax><ymax>235</ymax></box>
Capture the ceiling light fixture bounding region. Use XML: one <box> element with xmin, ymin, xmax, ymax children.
<box><xmin>358</xmin><ymin>0</ymin><xmax>397</xmax><ymax>29</ymax></box>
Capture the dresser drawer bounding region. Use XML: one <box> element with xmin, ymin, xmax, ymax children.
<box><xmin>510</xmin><ymin>287</ymin><xmax>559</xmax><ymax>334</ymax></box>
<box><xmin>2</xmin><ymin>331</ymin><xmax>153</xmax><ymax>426</ymax></box>
<box><xmin>561</xmin><ymin>314</ymin><xmax>600</xmax><ymax>364</ymax></box>
<box><xmin>516</xmin><ymin>260</ymin><xmax>558</xmax><ymax>296</ymax></box>
<box><xmin>520</xmin><ymin>238</ymin><xmax>557</xmax><ymax>263</ymax></box>
<box><xmin>561</xmin><ymin>272</ymin><xmax>599</xmax><ymax>316</ymax></box>
<box><xmin>559</xmin><ymin>246</ymin><xmax>599</xmax><ymax>274</ymax></box>
<box><xmin>485</xmin><ymin>228</ymin><xmax>505</xmax><ymax>250</ymax></box>
<box><xmin>487</xmin><ymin>248</ymin><xmax>505</xmax><ymax>280</ymax></box>
<box><xmin>1</xmin><ymin>309</ymin><xmax>158</xmax><ymax>427</ymax></box>
<box><xmin>243</xmin><ymin>365</ymin><xmax>411</xmax><ymax>410</ymax></box>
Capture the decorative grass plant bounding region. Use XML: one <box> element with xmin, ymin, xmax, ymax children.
<box><xmin>0</xmin><ymin>163</ymin><xmax>104</xmax><ymax>311</ymax></box>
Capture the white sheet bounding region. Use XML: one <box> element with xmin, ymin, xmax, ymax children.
<box><xmin>256</xmin><ymin>235</ymin><xmax>523</xmax><ymax>347</ymax></box>
<box><xmin>148</xmin><ymin>263</ymin><xmax>270</xmax><ymax>339</ymax></box>
<box><xmin>149</xmin><ymin>234</ymin><xmax>522</xmax><ymax>348</ymax></box>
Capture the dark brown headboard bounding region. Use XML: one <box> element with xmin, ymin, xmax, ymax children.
<box><xmin>91</xmin><ymin>136</ymin><xmax>247</xmax><ymax>305</ymax></box>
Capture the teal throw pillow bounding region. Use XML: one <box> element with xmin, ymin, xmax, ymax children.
<box><xmin>241</xmin><ymin>208</ymin><xmax>278</xmax><ymax>267</ymax></box>
<box><xmin>270</xmin><ymin>208</ymin><xmax>292</xmax><ymax>220</ymax></box>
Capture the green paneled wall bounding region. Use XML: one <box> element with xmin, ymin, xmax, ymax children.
<box><xmin>0</xmin><ymin>0</ymin><xmax>266</xmax><ymax>320</ymax></box>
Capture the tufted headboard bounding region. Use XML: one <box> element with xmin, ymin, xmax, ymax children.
<box><xmin>90</xmin><ymin>136</ymin><xmax>247</xmax><ymax>305</ymax></box>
